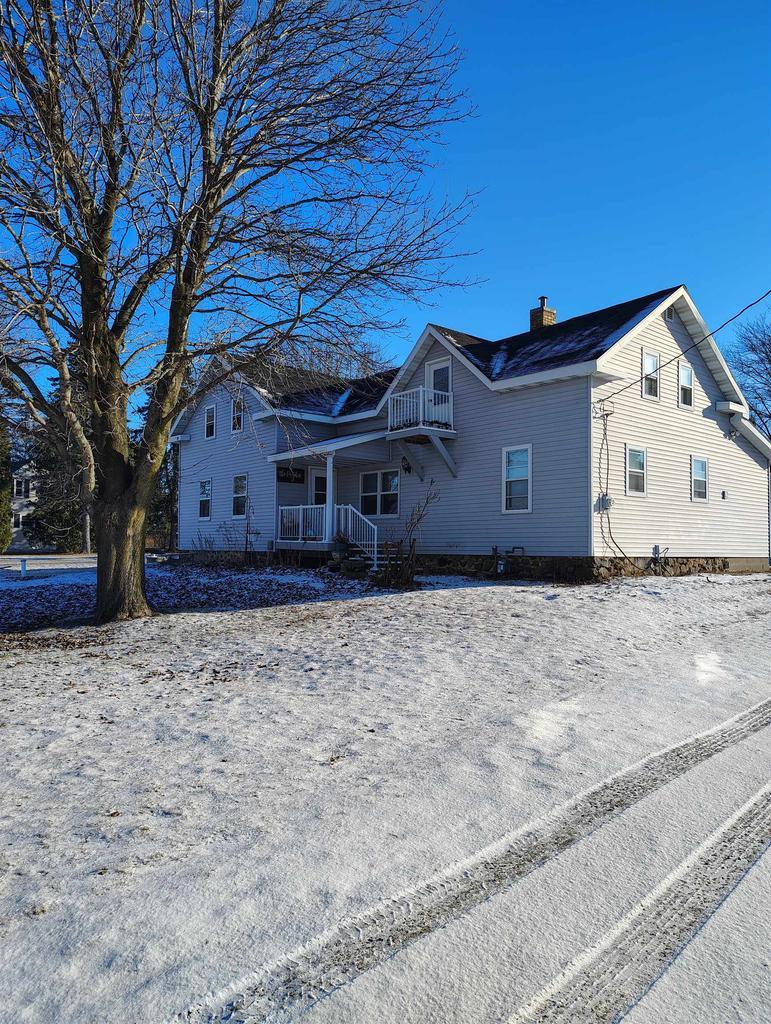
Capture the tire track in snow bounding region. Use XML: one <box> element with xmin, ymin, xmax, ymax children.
<box><xmin>507</xmin><ymin>783</ymin><xmax>771</xmax><ymax>1024</ymax></box>
<box><xmin>176</xmin><ymin>698</ymin><xmax>771</xmax><ymax>1024</ymax></box>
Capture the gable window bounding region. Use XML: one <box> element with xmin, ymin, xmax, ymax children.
<box><xmin>691</xmin><ymin>457</ymin><xmax>708</xmax><ymax>501</ymax></box>
<box><xmin>678</xmin><ymin>363</ymin><xmax>694</xmax><ymax>408</ymax></box>
<box><xmin>204</xmin><ymin>405</ymin><xmax>216</xmax><ymax>439</ymax></box>
<box><xmin>360</xmin><ymin>470</ymin><xmax>399</xmax><ymax>517</ymax></box>
<box><xmin>232</xmin><ymin>474</ymin><xmax>248</xmax><ymax>517</ymax></box>
<box><xmin>502</xmin><ymin>445</ymin><xmax>531</xmax><ymax>513</ymax></box>
<box><xmin>231</xmin><ymin>398</ymin><xmax>244</xmax><ymax>433</ymax></box>
<box><xmin>642</xmin><ymin>351</ymin><xmax>660</xmax><ymax>400</ymax></box>
<box><xmin>198</xmin><ymin>480</ymin><xmax>212</xmax><ymax>519</ymax></box>
<box><xmin>14</xmin><ymin>478</ymin><xmax>25</xmax><ymax>497</ymax></box>
<box><xmin>13</xmin><ymin>512</ymin><xmax>22</xmax><ymax>529</ymax></box>
<box><xmin>626</xmin><ymin>446</ymin><xmax>647</xmax><ymax>495</ymax></box>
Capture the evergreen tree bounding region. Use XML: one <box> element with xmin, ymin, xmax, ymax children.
<box><xmin>22</xmin><ymin>432</ymin><xmax>86</xmax><ymax>552</ymax></box>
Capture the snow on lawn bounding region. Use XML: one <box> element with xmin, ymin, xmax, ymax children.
<box><xmin>0</xmin><ymin>567</ymin><xmax>770</xmax><ymax>1023</ymax></box>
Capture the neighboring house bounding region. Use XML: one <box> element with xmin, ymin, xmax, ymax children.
<box><xmin>9</xmin><ymin>459</ymin><xmax>38</xmax><ymax>553</ymax></box>
<box><xmin>172</xmin><ymin>285</ymin><xmax>771</xmax><ymax>574</ymax></box>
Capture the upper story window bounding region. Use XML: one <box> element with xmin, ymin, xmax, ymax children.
<box><xmin>199</xmin><ymin>479</ymin><xmax>212</xmax><ymax>519</ymax></box>
<box><xmin>204</xmin><ymin>405</ymin><xmax>216</xmax><ymax>439</ymax></box>
<box><xmin>360</xmin><ymin>470</ymin><xmax>399</xmax><ymax>517</ymax></box>
<box><xmin>231</xmin><ymin>398</ymin><xmax>244</xmax><ymax>433</ymax></box>
<box><xmin>14</xmin><ymin>478</ymin><xmax>30</xmax><ymax>498</ymax></box>
<box><xmin>232</xmin><ymin>474</ymin><xmax>248</xmax><ymax>518</ymax></box>
<box><xmin>678</xmin><ymin>362</ymin><xmax>694</xmax><ymax>408</ymax></box>
<box><xmin>691</xmin><ymin>457</ymin><xmax>708</xmax><ymax>501</ymax></box>
<box><xmin>642</xmin><ymin>350</ymin><xmax>660</xmax><ymax>400</ymax></box>
<box><xmin>13</xmin><ymin>512</ymin><xmax>22</xmax><ymax>529</ymax></box>
<box><xmin>626</xmin><ymin>446</ymin><xmax>647</xmax><ymax>495</ymax></box>
<box><xmin>502</xmin><ymin>445</ymin><xmax>531</xmax><ymax>513</ymax></box>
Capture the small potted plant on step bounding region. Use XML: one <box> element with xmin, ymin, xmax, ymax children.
<box><xmin>331</xmin><ymin>530</ymin><xmax>350</xmax><ymax>562</ymax></box>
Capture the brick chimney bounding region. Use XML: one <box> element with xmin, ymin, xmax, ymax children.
<box><xmin>530</xmin><ymin>295</ymin><xmax>557</xmax><ymax>331</ymax></box>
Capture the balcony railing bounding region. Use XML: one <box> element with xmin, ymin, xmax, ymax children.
<box><xmin>388</xmin><ymin>386</ymin><xmax>454</xmax><ymax>432</ymax></box>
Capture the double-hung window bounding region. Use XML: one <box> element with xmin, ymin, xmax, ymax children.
<box><xmin>691</xmin><ymin>457</ymin><xmax>708</xmax><ymax>501</ymax></box>
<box><xmin>204</xmin><ymin>405</ymin><xmax>216</xmax><ymax>439</ymax></box>
<box><xmin>231</xmin><ymin>399</ymin><xmax>244</xmax><ymax>433</ymax></box>
<box><xmin>642</xmin><ymin>351</ymin><xmax>660</xmax><ymax>400</ymax></box>
<box><xmin>626</xmin><ymin>446</ymin><xmax>647</xmax><ymax>495</ymax></box>
<box><xmin>678</xmin><ymin>363</ymin><xmax>694</xmax><ymax>408</ymax></box>
<box><xmin>502</xmin><ymin>445</ymin><xmax>531</xmax><ymax>512</ymax></box>
<box><xmin>360</xmin><ymin>470</ymin><xmax>399</xmax><ymax>516</ymax></box>
<box><xmin>13</xmin><ymin>512</ymin><xmax>22</xmax><ymax>529</ymax></box>
<box><xmin>232</xmin><ymin>474</ymin><xmax>248</xmax><ymax>517</ymax></box>
<box><xmin>199</xmin><ymin>480</ymin><xmax>212</xmax><ymax>519</ymax></box>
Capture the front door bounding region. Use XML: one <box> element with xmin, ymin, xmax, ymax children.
<box><xmin>310</xmin><ymin>468</ymin><xmax>329</xmax><ymax>506</ymax></box>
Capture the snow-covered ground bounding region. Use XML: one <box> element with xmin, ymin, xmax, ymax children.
<box><xmin>0</xmin><ymin>565</ymin><xmax>769</xmax><ymax>1023</ymax></box>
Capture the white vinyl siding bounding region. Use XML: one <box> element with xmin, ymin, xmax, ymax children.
<box><xmin>642</xmin><ymin>350</ymin><xmax>660</xmax><ymax>401</ymax></box>
<box><xmin>678</xmin><ymin>362</ymin><xmax>694</xmax><ymax>409</ymax></box>
<box><xmin>502</xmin><ymin>445</ymin><xmax>531</xmax><ymax>512</ymax></box>
<box><xmin>199</xmin><ymin>480</ymin><xmax>212</xmax><ymax>519</ymax></box>
<box><xmin>626</xmin><ymin>446</ymin><xmax>647</xmax><ymax>495</ymax></box>
<box><xmin>232</xmin><ymin>474</ymin><xmax>247</xmax><ymax>517</ymax></box>
<box><xmin>204</xmin><ymin>405</ymin><xmax>216</xmax><ymax>439</ymax></box>
<box><xmin>691</xmin><ymin>456</ymin><xmax>708</xmax><ymax>502</ymax></box>
<box><xmin>592</xmin><ymin>306</ymin><xmax>769</xmax><ymax>558</ymax></box>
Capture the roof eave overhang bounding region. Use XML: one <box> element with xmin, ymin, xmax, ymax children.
<box><xmin>267</xmin><ymin>429</ymin><xmax>389</xmax><ymax>462</ymax></box>
<box><xmin>730</xmin><ymin>414</ymin><xmax>771</xmax><ymax>461</ymax></box>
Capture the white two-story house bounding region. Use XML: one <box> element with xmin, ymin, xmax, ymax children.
<box><xmin>171</xmin><ymin>285</ymin><xmax>771</xmax><ymax>576</ymax></box>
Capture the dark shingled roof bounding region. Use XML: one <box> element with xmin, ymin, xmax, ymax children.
<box><xmin>277</xmin><ymin>367</ymin><xmax>399</xmax><ymax>416</ymax></box>
<box><xmin>430</xmin><ymin>286</ymin><xmax>681</xmax><ymax>382</ymax></box>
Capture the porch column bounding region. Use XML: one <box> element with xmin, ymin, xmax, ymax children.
<box><xmin>324</xmin><ymin>452</ymin><xmax>335</xmax><ymax>542</ymax></box>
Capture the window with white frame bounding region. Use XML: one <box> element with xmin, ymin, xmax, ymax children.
<box><xmin>642</xmin><ymin>351</ymin><xmax>660</xmax><ymax>400</ymax></box>
<box><xmin>502</xmin><ymin>445</ymin><xmax>531</xmax><ymax>512</ymax></box>
<box><xmin>360</xmin><ymin>470</ymin><xmax>399</xmax><ymax>516</ymax></box>
<box><xmin>14</xmin><ymin>478</ymin><xmax>23</xmax><ymax>497</ymax></box>
<box><xmin>691</xmin><ymin>457</ymin><xmax>708</xmax><ymax>501</ymax></box>
<box><xmin>13</xmin><ymin>512</ymin><xmax>22</xmax><ymax>529</ymax></box>
<box><xmin>626</xmin><ymin>446</ymin><xmax>647</xmax><ymax>495</ymax></box>
<box><xmin>231</xmin><ymin>398</ymin><xmax>244</xmax><ymax>432</ymax></box>
<box><xmin>232</xmin><ymin>474</ymin><xmax>248</xmax><ymax>517</ymax></box>
<box><xmin>204</xmin><ymin>405</ymin><xmax>216</xmax><ymax>439</ymax></box>
<box><xmin>199</xmin><ymin>479</ymin><xmax>212</xmax><ymax>519</ymax></box>
<box><xmin>678</xmin><ymin>362</ymin><xmax>694</xmax><ymax>408</ymax></box>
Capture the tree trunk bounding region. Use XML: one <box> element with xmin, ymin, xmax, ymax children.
<box><xmin>95</xmin><ymin>498</ymin><xmax>151</xmax><ymax>622</ymax></box>
<box><xmin>81</xmin><ymin>509</ymin><xmax>91</xmax><ymax>555</ymax></box>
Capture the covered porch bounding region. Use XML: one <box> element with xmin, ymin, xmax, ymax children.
<box><xmin>268</xmin><ymin>430</ymin><xmax>391</xmax><ymax>565</ymax></box>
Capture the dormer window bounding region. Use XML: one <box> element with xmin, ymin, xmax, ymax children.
<box><xmin>642</xmin><ymin>350</ymin><xmax>660</xmax><ymax>400</ymax></box>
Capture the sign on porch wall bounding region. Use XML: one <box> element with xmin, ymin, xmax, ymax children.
<box><xmin>277</xmin><ymin>466</ymin><xmax>306</xmax><ymax>484</ymax></box>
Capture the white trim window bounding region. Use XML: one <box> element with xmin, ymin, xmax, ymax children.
<box><xmin>204</xmin><ymin>405</ymin><xmax>216</xmax><ymax>439</ymax></box>
<box><xmin>198</xmin><ymin>479</ymin><xmax>212</xmax><ymax>519</ymax></box>
<box><xmin>642</xmin><ymin>350</ymin><xmax>660</xmax><ymax>400</ymax></box>
<box><xmin>231</xmin><ymin>398</ymin><xmax>244</xmax><ymax>433</ymax></box>
<box><xmin>13</xmin><ymin>511</ymin><xmax>22</xmax><ymax>529</ymax></box>
<box><xmin>678</xmin><ymin>362</ymin><xmax>694</xmax><ymax>408</ymax></box>
<box><xmin>360</xmin><ymin>469</ymin><xmax>399</xmax><ymax>517</ymax></box>
<box><xmin>232</xmin><ymin>474</ymin><xmax>247</xmax><ymax>517</ymax></box>
<box><xmin>626</xmin><ymin>446</ymin><xmax>647</xmax><ymax>495</ymax></box>
<box><xmin>691</xmin><ymin>456</ymin><xmax>708</xmax><ymax>501</ymax></box>
<box><xmin>502</xmin><ymin>445</ymin><xmax>532</xmax><ymax>513</ymax></box>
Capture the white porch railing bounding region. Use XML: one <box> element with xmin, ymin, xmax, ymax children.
<box><xmin>278</xmin><ymin>504</ymin><xmax>325</xmax><ymax>541</ymax></box>
<box><xmin>388</xmin><ymin>386</ymin><xmax>454</xmax><ymax>432</ymax></box>
<box><xmin>336</xmin><ymin>504</ymin><xmax>378</xmax><ymax>566</ymax></box>
<box><xmin>277</xmin><ymin>503</ymin><xmax>378</xmax><ymax>567</ymax></box>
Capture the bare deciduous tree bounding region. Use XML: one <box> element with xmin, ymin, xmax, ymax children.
<box><xmin>733</xmin><ymin>315</ymin><xmax>771</xmax><ymax>438</ymax></box>
<box><xmin>0</xmin><ymin>0</ymin><xmax>470</xmax><ymax>621</ymax></box>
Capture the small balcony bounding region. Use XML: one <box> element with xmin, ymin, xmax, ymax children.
<box><xmin>387</xmin><ymin>387</ymin><xmax>455</xmax><ymax>436</ymax></box>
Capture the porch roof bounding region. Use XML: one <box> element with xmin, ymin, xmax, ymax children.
<box><xmin>267</xmin><ymin>429</ymin><xmax>387</xmax><ymax>463</ymax></box>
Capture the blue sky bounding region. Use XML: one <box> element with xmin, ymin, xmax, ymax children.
<box><xmin>379</xmin><ymin>0</ymin><xmax>771</xmax><ymax>364</ymax></box>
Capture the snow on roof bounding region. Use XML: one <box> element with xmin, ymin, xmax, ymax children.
<box><xmin>276</xmin><ymin>367</ymin><xmax>398</xmax><ymax>417</ymax></box>
<box><xmin>430</xmin><ymin>286</ymin><xmax>681</xmax><ymax>382</ymax></box>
